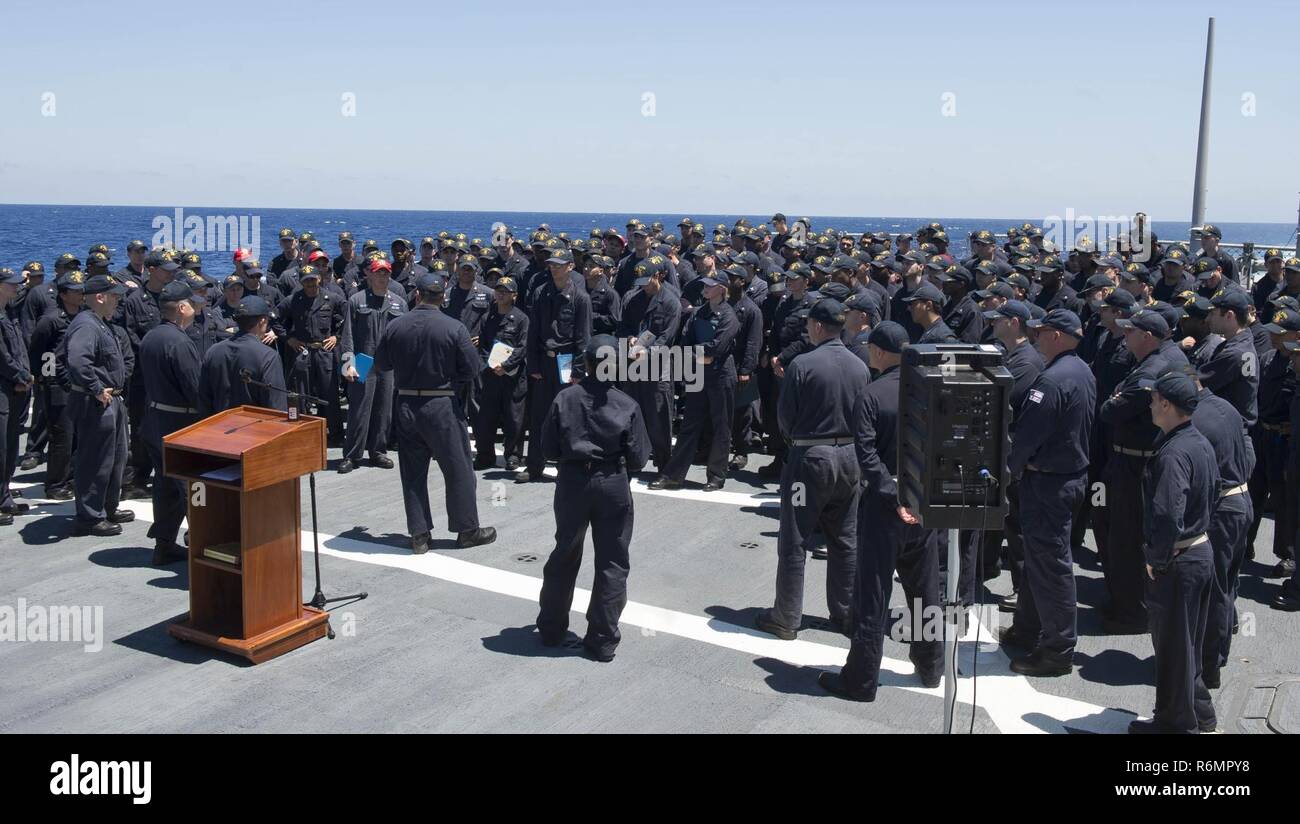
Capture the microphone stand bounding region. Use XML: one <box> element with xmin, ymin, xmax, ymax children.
<box><xmin>239</xmin><ymin>371</ymin><xmax>367</xmax><ymax>639</ymax></box>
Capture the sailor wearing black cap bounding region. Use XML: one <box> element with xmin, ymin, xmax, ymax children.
<box><xmin>115</xmin><ymin>240</ymin><xmax>149</xmax><ymax>288</ymax></box>
<box><xmin>278</xmin><ymin>266</ymin><xmax>346</xmax><ymax>444</ymax></box>
<box><xmin>119</xmin><ymin>249</ymin><xmax>181</xmax><ymax>497</ymax></box>
<box><xmin>753</xmin><ymin>297</ymin><xmax>867</xmax><ymax>641</ymax></box>
<box><xmin>472</xmin><ymin>276</ymin><xmax>529</xmax><ymax>471</ymax></box>
<box><xmin>442</xmin><ymin>255</ymin><xmax>495</xmax><ymax>425</ymax></box>
<box><xmin>29</xmin><ymin>271</ymin><xmax>86</xmax><ymax>501</ymax></box>
<box><xmin>1177</xmin><ymin>293</ymin><xmax>1224</xmax><ymax>369</ymax></box>
<box><xmin>1251</xmin><ymin>308</ymin><xmax>1300</xmax><ymax>571</ymax></box>
<box><xmin>535</xmin><ymin>335</ymin><xmax>651</xmax><ymax>662</ymax></box>
<box><xmin>652</xmin><ymin>274</ymin><xmax>739</xmax><ymax>491</ymax></box>
<box><xmin>582</xmin><ymin>255</ymin><xmax>624</xmax><ymax>336</ymax></box>
<box><xmin>521</xmin><ymin>247</ymin><xmax>592</xmax><ymax>483</ymax></box>
<box><xmin>842</xmin><ymin>292</ymin><xmax>878</xmax><ymax>368</ymax></box>
<box><xmin>998</xmin><ymin>309</ymin><xmax>1095</xmax><ymax>677</ymax></box>
<box><xmin>1186</xmin><ymin>372</ymin><xmax>1255</xmax><ymax>691</ymax></box>
<box><xmin>723</xmin><ymin>264</ymin><xmax>763</xmax><ymax>470</ymax></box>
<box><xmin>64</xmin><ymin>274</ymin><xmax>134</xmax><ymax>537</ymax></box>
<box><xmin>271</xmin><ymin>228</ymin><xmax>298</xmax><ymax>280</ymax></box>
<box><xmin>197</xmin><ymin>296</ymin><xmax>287</xmax><ymax>415</ymax></box>
<box><xmin>137</xmin><ymin>281</ymin><xmax>202</xmax><ymax>565</ymax></box>
<box><xmin>973</xmin><ymin>301</ymin><xmax>1046</xmax><ymax>604</ymax></box>
<box><xmin>1033</xmin><ymin>257</ymin><xmax>1081</xmax><ymax>316</ymax></box>
<box><xmin>1194</xmin><ymin>224</ymin><xmax>1236</xmax><ymax>284</ymax></box>
<box><xmin>901</xmin><ymin>282</ymin><xmax>956</xmax><ymax>344</ymax></box>
<box><xmin>820</xmin><ymin>321</ymin><xmax>942</xmax><ymax>700</ymax></box>
<box><xmin>337</xmin><ymin>258</ymin><xmax>407</xmax><ymax>474</ymax></box>
<box><xmin>615</xmin><ymin>259</ymin><xmax>681</xmax><ymax>473</ymax></box>
<box><xmin>1097</xmin><ymin>309</ymin><xmax>1174</xmax><ymax>632</ymax></box>
<box><xmin>1202</xmin><ymin>288</ymin><xmax>1260</xmax><ymax>427</ymax></box>
<box><xmin>0</xmin><ymin>269</ymin><xmax>32</xmax><ymax>525</ymax></box>
<box><xmin>933</xmin><ymin>263</ymin><xmax>983</xmax><ymax>343</ymax></box>
<box><xmin>1128</xmin><ymin>372</ymin><xmax>1219</xmax><ymax>734</ymax></box>
<box><xmin>1153</xmin><ymin>255</ymin><xmax>1195</xmax><ymax>304</ymax></box>
<box><xmin>374</xmin><ymin>271</ymin><xmax>496</xmax><ymax>553</ymax></box>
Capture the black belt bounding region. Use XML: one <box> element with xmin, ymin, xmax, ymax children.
<box><xmin>1112</xmin><ymin>445</ymin><xmax>1154</xmax><ymax>457</ymax></box>
<box><xmin>1261</xmin><ymin>422</ymin><xmax>1291</xmax><ymax>434</ymax></box>
<box><xmin>149</xmin><ymin>401</ymin><xmax>198</xmax><ymax>414</ymax></box>
<box><xmin>397</xmin><ymin>388</ymin><xmax>454</xmax><ymax>397</ymax></box>
<box><xmin>791</xmin><ymin>436</ymin><xmax>854</xmax><ymax>446</ymax></box>
<box><xmin>561</xmin><ymin>458</ymin><xmax>625</xmax><ymax>472</ymax></box>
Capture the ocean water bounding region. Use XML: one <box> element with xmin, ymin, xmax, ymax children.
<box><xmin>0</xmin><ymin>203</ymin><xmax>1295</xmax><ymax>273</ymax></box>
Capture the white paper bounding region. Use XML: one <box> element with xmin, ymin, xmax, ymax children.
<box><xmin>488</xmin><ymin>341</ymin><xmax>514</xmax><ymax>369</ymax></box>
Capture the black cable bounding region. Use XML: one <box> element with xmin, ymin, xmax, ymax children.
<box><xmin>947</xmin><ymin>462</ymin><xmax>966</xmax><ymax>731</ymax></box>
<box><xmin>970</xmin><ymin>468</ymin><xmax>996</xmax><ymax>734</ymax></box>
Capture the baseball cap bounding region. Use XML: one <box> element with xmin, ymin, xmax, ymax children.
<box><xmin>1028</xmin><ymin>308</ymin><xmax>1084</xmax><ymax>338</ymax></box>
<box><xmin>867</xmin><ymin>321</ymin><xmax>909</xmax><ymax>353</ymax></box>
<box><xmin>982</xmin><ymin>299</ymin><xmax>1032</xmax><ymax>323</ymax></box>
<box><xmin>1115</xmin><ymin>308</ymin><xmax>1170</xmax><ymax>338</ymax></box>
<box><xmin>235</xmin><ymin>295</ymin><xmax>271</xmax><ymax>317</ymax></box>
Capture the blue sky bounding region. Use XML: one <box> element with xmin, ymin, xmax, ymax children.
<box><xmin>1</xmin><ymin>0</ymin><xmax>1297</xmax><ymax>223</ymax></box>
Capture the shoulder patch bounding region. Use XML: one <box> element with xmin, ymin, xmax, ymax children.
<box><xmin>1028</xmin><ymin>389</ymin><xmax>1044</xmax><ymax>404</ymax></box>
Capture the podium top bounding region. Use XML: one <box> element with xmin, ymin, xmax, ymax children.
<box><xmin>164</xmin><ymin>406</ymin><xmax>326</xmax><ymax>490</ymax></box>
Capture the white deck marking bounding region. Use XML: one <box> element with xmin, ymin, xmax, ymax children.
<box><xmin>13</xmin><ymin>482</ymin><xmax>1136</xmax><ymax>733</ymax></box>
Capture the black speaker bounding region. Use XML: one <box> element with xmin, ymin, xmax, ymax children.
<box><xmin>898</xmin><ymin>344</ymin><xmax>1013</xmax><ymax>529</ymax></box>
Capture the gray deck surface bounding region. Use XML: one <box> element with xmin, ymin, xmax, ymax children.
<box><xmin>2</xmin><ymin>441</ymin><xmax>1296</xmax><ymax>734</ymax></box>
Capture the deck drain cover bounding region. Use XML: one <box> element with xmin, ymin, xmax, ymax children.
<box><xmin>739</xmin><ymin>542</ymin><xmax>759</xmax><ymax>549</ymax></box>
<box><xmin>512</xmin><ymin>553</ymin><xmax>540</xmax><ymax>564</ymax></box>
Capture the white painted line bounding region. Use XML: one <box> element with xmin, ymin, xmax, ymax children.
<box><xmin>12</xmin><ymin>481</ymin><xmax>1135</xmax><ymax>733</ymax></box>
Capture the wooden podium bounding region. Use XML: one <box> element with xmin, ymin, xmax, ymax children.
<box><xmin>163</xmin><ymin>405</ymin><xmax>330</xmax><ymax>664</ymax></box>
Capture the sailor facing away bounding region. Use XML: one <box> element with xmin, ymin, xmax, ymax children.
<box><xmin>535</xmin><ymin>334</ymin><xmax>650</xmax><ymax>662</ymax></box>
<box><xmin>374</xmin><ymin>271</ymin><xmax>496</xmax><ymax>554</ymax></box>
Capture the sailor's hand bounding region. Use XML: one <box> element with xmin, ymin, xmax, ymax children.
<box><xmin>343</xmin><ymin>363</ymin><xmax>359</xmax><ymax>382</ymax></box>
<box><xmin>261</xmin><ymin>331</ymin><xmax>277</xmax><ymax>345</ymax></box>
<box><xmin>493</xmin><ymin>365</ymin><xmax>506</xmax><ymax>376</ymax></box>
<box><xmin>288</xmin><ymin>337</ymin><xmax>305</xmax><ymax>354</ymax></box>
<box><xmin>898</xmin><ymin>506</ymin><xmax>919</xmax><ymax>525</ymax></box>
<box><xmin>322</xmin><ymin>336</ymin><xmax>338</xmax><ymax>352</ymax></box>
<box><xmin>1180</xmin><ymin>336</ymin><xmax>1195</xmax><ymax>350</ymax></box>
<box><xmin>1146</xmin><ymin>564</ymin><xmax>1155</xmax><ymax>580</ymax></box>
<box><xmin>98</xmin><ymin>388</ymin><xmax>113</xmax><ymax>407</ymax></box>
<box><xmin>529</xmin><ymin>373</ymin><xmax>542</xmax><ymax>380</ymax></box>
<box><xmin>738</xmin><ymin>374</ymin><xmax>750</xmax><ymax>383</ymax></box>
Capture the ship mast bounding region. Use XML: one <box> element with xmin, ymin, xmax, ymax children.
<box><xmin>1190</xmin><ymin>17</ymin><xmax>1215</xmax><ymax>243</ymax></box>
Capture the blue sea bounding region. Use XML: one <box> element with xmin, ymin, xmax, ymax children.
<box><xmin>0</xmin><ymin>204</ymin><xmax>1295</xmax><ymax>273</ymax></box>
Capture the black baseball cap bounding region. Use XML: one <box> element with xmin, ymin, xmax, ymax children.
<box><xmin>235</xmin><ymin>295</ymin><xmax>271</xmax><ymax>317</ymax></box>
<box><xmin>974</xmin><ymin>282</ymin><xmax>1015</xmax><ymax>302</ymax></box>
<box><xmin>901</xmin><ymin>282</ymin><xmax>945</xmax><ymax>306</ymax></box>
<box><xmin>1143</xmin><ymin>371</ymin><xmax>1200</xmax><ymax>411</ymax></box>
<box><xmin>866</xmin><ymin>321</ymin><xmax>909</xmax><ymax>353</ymax></box>
<box><xmin>1028</xmin><ymin>308</ymin><xmax>1084</xmax><ymax>338</ymax></box>
<box><xmin>808</xmin><ymin>298</ymin><xmax>847</xmax><ymax>325</ymax></box>
<box><xmin>1210</xmin><ymin>288</ymin><xmax>1251</xmax><ymax>316</ymax></box>
<box><xmin>159</xmin><ymin>281</ymin><xmax>193</xmax><ymax>303</ymax></box>
<box><xmin>983</xmin><ymin>299</ymin><xmax>1032</xmax><ymax>323</ymax></box>
<box><xmin>83</xmin><ymin>273</ymin><xmax>127</xmax><ymax>295</ymax></box>
<box><xmin>1115</xmin><ymin>308</ymin><xmax>1170</xmax><ymax>338</ymax></box>
<box><xmin>1262</xmin><ymin>308</ymin><xmax>1300</xmax><ymax>334</ymax></box>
